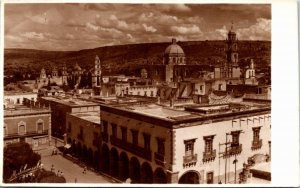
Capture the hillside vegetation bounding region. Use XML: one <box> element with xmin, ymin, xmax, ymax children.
<box><xmin>4</xmin><ymin>40</ymin><xmax>271</xmax><ymax>78</ymax></box>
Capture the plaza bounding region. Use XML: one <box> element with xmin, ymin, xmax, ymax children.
<box><xmin>38</xmin><ymin>146</ymin><xmax>117</xmax><ymax>183</ymax></box>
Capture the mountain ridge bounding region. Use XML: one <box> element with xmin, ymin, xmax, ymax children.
<box><xmin>4</xmin><ymin>40</ymin><xmax>271</xmax><ymax>78</ymax></box>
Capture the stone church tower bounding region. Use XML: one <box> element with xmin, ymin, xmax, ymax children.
<box><xmin>225</xmin><ymin>23</ymin><xmax>241</xmax><ymax>78</ymax></box>
<box><xmin>92</xmin><ymin>55</ymin><xmax>102</xmax><ymax>87</ymax></box>
<box><xmin>61</xmin><ymin>63</ymin><xmax>68</xmax><ymax>85</ymax></box>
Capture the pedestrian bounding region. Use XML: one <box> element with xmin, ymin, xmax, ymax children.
<box><xmin>75</xmin><ymin>177</ymin><xmax>77</xmax><ymax>183</ymax></box>
<box><xmin>57</xmin><ymin>170</ymin><xmax>60</xmax><ymax>176</ymax></box>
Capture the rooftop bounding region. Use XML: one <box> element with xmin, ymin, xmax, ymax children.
<box><xmin>41</xmin><ymin>96</ymin><xmax>99</xmax><ymax>107</ymax></box>
<box><xmin>70</xmin><ymin>111</ymin><xmax>101</xmax><ymax>124</ymax></box>
<box><xmin>125</xmin><ymin>104</ymin><xmax>198</xmax><ymax>120</ymax></box>
<box><xmin>4</xmin><ymin>91</ymin><xmax>37</xmax><ymax>96</ymax></box>
<box><xmin>101</xmin><ymin>102</ymin><xmax>271</xmax><ymax>126</ymax></box>
<box><xmin>4</xmin><ymin>105</ymin><xmax>50</xmax><ymax>117</ymax></box>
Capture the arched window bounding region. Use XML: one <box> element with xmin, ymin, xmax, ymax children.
<box><xmin>36</xmin><ymin>119</ymin><xmax>44</xmax><ymax>133</ymax></box>
<box><xmin>18</xmin><ymin>121</ymin><xmax>26</xmax><ymax>135</ymax></box>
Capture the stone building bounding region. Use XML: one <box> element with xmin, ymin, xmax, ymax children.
<box><xmin>38</xmin><ymin>96</ymin><xmax>100</xmax><ymax>139</ymax></box>
<box><xmin>64</xmin><ymin>100</ymin><xmax>270</xmax><ymax>184</ymax></box>
<box><xmin>66</xmin><ymin>111</ymin><xmax>101</xmax><ymax>170</ymax></box>
<box><xmin>4</xmin><ymin>99</ymin><xmax>51</xmax><ymax>149</ymax></box>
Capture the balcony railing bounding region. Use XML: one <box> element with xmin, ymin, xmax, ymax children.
<box><xmin>4</xmin><ymin>130</ymin><xmax>49</xmax><ymax>139</ymax></box>
<box><xmin>251</xmin><ymin>139</ymin><xmax>262</xmax><ymax>150</ymax></box>
<box><xmin>154</xmin><ymin>152</ymin><xmax>166</xmax><ymax>166</ymax></box>
<box><xmin>183</xmin><ymin>154</ymin><xmax>197</xmax><ymax>168</ymax></box>
<box><xmin>110</xmin><ymin>136</ymin><xmax>152</xmax><ymax>161</ymax></box>
<box><xmin>224</xmin><ymin>144</ymin><xmax>242</xmax><ymax>158</ymax></box>
<box><xmin>101</xmin><ymin>132</ymin><xmax>109</xmax><ymax>142</ymax></box>
<box><xmin>202</xmin><ymin>149</ymin><xmax>216</xmax><ymax>163</ymax></box>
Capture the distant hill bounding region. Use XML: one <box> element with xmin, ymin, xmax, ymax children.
<box><xmin>4</xmin><ymin>40</ymin><xmax>271</xmax><ymax>78</ymax></box>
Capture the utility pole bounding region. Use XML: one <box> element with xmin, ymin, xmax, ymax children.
<box><xmin>219</xmin><ymin>133</ymin><xmax>231</xmax><ymax>184</ymax></box>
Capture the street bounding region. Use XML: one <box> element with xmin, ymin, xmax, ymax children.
<box><xmin>38</xmin><ymin>146</ymin><xmax>116</xmax><ymax>183</ymax></box>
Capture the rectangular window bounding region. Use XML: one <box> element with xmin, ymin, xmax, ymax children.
<box><xmin>203</xmin><ymin>135</ymin><xmax>216</xmax><ymax>162</ymax></box>
<box><xmin>218</xmin><ymin>84</ymin><xmax>222</xmax><ymax>90</ymax></box>
<box><xmin>184</xmin><ymin>139</ymin><xmax>196</xmax><ymax>156</ymax></box>
<box><xmin>111</xmin><ymin>123</ymin><xmax>117</xmax><ymax>137</ymax></box>
<box><xmin>253</xmin><ymin>127</ymin><xmax>261</xmax><ymax>141</ymax></box>
<box><xmin>231</xmin><ymin>131</ymin><xmax>241</xmax><ymax>147</ymax></box>
<box><xmin>121</xmin><ymin>126</ymin><xmax>127</xmax><ymax>142</ymax></box>
<box><xmin>37</xmin><ymin>122</ymin><xmax>43</xmax><ymax>133</ymax></box>
<box><xmin>131</xmin><ymin>129</ymin><xmax>138</xmax><ymax>146</ymax></box>
<box><xmin>200</xmin><ymin>85</ymin><xmax>203</xmax><ymax>91</ymax></box>
<box><xmin>204</xmin><ymin>135</ymin><xmax>214</xmax><ymax>153</ymax></box>
<box><xmin>207</xmin><ymin>172</ymin><xmax>214</xmax><ymax>184</ymax></box>
<box><xmin>144</xmin><ymin>91</ymin><xmax>147</xmax><ymax>96</ymax></box>
<box><xmin>143</xmin><ymin>133</ymin><xmax>151</xmax><ymax>151</ymax></box>
<box><xmin>19</xmin><ymin>125</ymin><xmax>25</xmax><ymax>135</ymax></box>
<box><xmin>17</xmin><ymin>98</ymin><xmax>20</xmax><ymax>104</ymax></box>
<box><xmin>156</xmin><ymin>137</ymin><xmax>165</xmax><ymax>155</ymax></box>
<box><xmin>252</xmin><ymin>127</ymin><xmax>262</xmax><ymax>150</ymax></box>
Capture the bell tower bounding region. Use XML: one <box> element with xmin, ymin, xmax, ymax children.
<box><xmin>226</xmin><ymin>22</ymin><xmax>240</xmax><ymax>78</ymax></box>
<box><xmin>61</xmin><ymin>63</ymin><xmax>68</xmax><ymax>85</ymax></box>
<box><xmin>92</xmin><ymin>55</ymin><xmax>101</xmax><ymax>87</ymax></box>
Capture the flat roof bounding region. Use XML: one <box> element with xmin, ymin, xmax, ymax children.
<box><xmin>70</xmin><ymin>111</ymin><xmax>101</xmax><ymax>124</ymax></box>
<box><xmin>41</xmin><ymin>96</ymin><xmax>99</xmax><ymax>107</ymax></box>
<box><xmin>4</xmin><ymin>91</ymin><xmax>37</xmax><ymax>96</ymax></box>
<box><xmin>4</xmin><ymin>105</ymin><xmax>50</xmax><ymax>117</ymax></box>
<box><xmin>101</xmin><ymin>102</ymin><xmax>271</xmax><ymax>127</ymax></box>
<box><xmin>128</xmin><ymin>104</ymin><xmax>198</xmax><ymax>120</ymax></box>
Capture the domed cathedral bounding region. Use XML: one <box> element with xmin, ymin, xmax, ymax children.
<box><xmin>163</xmin><ymin>38</ymin><xmax>186</xmax><ymax>82</ymax></box>
<box><xmin>147</xmin><ymin>38</ymin><xmax>200</xmax><ymax>83</ymax></box>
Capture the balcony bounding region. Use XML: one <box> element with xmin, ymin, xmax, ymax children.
<box><xmin>4</xmin><ymin>130</ymin><xmax>49</xmax><ymax>140</ymax></box>
<box><xmin>183</xmin><ymin>154</ymin><xmax>197</xmax><ymax>168</ymax></box>
<box><xmin>110</xmin><ymin>136</ymin><xmax>152</xmax><ymax>161</ymax></box>
<box><xmin>202</xmin><ymin>149</ymin><xmax>216</xmax><ymax>163</ymax></box>
<box><xmin>154</xmin><ymin>152</ymin><xmax>166</xmax><ymax>166</ymax></box>
<box><xmin>101</xmin><ymin>132</ymin><xmax>109</xmax><ymax>142</ymax></box>
<box><xmin>251</xmin><ymin>139</ymin><xmax>263</xmax><ymax>150</ymax></box>
<box><xmin>224</xmin><ymin>144</ymin><xmax>242</xmax><ymax>158</ymax></box>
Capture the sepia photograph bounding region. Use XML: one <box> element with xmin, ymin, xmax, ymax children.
<box><xmin>1</xmin><ymin>0</ymin><xmax>298</xmax><ymax>186</ymax></box>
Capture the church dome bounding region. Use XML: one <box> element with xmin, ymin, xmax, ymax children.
<box><xmin>164</xmin><ymin>38</ymin><xmax>185</xmax><ymax>55</ymax></box>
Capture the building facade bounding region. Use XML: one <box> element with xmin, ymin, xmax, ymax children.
<box><xmin>39</xmin><ymin>96</ymin><xmax>100</xmax><ymax>139</ymax></box>
<box><xmin>66</xmin><ymin>111</ymin><xmax>101</xmax><ymax>170</ymax></box>
<box><xmin>4</xmin><ymin>99</ymin><xmax>51</xmax><ymax>149</ymax></box>
<box><xmin>64</xmin><ymin>101</ymin><xmax>270</xmax><ymax>184</ymax></box>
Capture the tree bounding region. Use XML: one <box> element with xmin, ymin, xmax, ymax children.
<box><xmin>3</xmin><ymin>142</ymin><xmax>41</xmax><ymax>181</ymax></box>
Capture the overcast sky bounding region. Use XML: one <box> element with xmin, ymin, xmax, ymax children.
<box><xmin>4</xmin><ymin>3</ymin><xmax>271</xmax><ymax>51</ymax></box>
